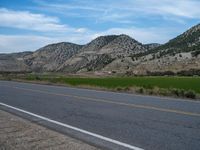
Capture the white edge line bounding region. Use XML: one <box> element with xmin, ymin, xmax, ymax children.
<box><xmin>0</xmin><ymin>102</ymin><xmax>144</xmax><ymax>150</ymax></box>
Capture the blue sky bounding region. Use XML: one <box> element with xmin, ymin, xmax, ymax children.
<box><xmin>0</xmin><ymin>0</ymin><xmax>200</xmax><ymax>53</ymax></box>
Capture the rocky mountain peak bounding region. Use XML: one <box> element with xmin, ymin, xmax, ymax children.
<box><xmin>81</xmin><ymin>35</ymin><xmax>119</xmax><ymax>52</ymax></box>
<box><xmin>184</xmin><ymin>24</ymin><xmax>200</xmax><ymax>36</ymax></box>
<box><xmin>100</xmin><ymin>34</ymin><xmax>147</xmax><ymax>55</ymax></box>
<box><xmin>36</xmin><ymin>42</ymin><xmax>82</xmax><ymax>53</ymax></box>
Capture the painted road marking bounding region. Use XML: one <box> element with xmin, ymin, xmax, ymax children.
<box><xmin>1</xmin><ymin>84</ymin><xmax>200</xmax><ymax>117</ymax></box>
<box><xmin>0</xmin><ymin>102</ymin><xmax>143</xmax><ymax>150</ymax></box>
<box><xmin>15</xmin><ymin>86</ymin><xmax>200</xmax><ymax>117</ymax></box>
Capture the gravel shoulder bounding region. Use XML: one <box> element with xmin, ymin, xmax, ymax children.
<box><xmin>0</xmin><ymin>110</ymin><xmax>101</xmax><ymax>150</ymax></box>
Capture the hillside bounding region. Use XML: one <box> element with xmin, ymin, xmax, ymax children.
<box><xmin>0</xmin><ymin>52</ymin><xmax>32</xmax><ymax>72</ymax></box>
<box><xmin>58</xmin><ymin>34</ymin><xmax>147</xmax><ymax>73</ymax></box>
<box><xmin>128</xmin><ymin>24</ymin><xmax>200</xmax><ymax>74</ymax></box>
<box><xmin>0</xmin><ymin>23</ymin><xmax>200</xmax><ymax>75</ymax></box>
<box><xmin>24</xmin><ymin>42</ymin><xmax>83</xmax><ymax>72</ymax></box>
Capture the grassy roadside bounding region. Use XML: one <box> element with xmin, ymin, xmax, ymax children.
<box><xmin>1</xmin><ymin>73</ymin><xmax>200</xmax><ymax>100</ymax></box>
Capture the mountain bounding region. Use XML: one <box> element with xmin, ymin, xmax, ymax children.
<box><xmin>24</xmin><ymin>42</ymin><xmax>83</xmax><ymax>72</ymax></box>
<box><xmin>135</xmin><ymin>24</ymin><xmax>200</xmax><ymax>57</ymax></box>
<box><xmin>0</xmin><ymin>23</ymin><xmax>200</xmax><ymax>75</ymax></box>
<box><xmin>57</xmin><ymin>34</ymin><xmax>147</xmax><ymax>72</ymax></box>
<box><xmin>0</xmin><ymin>51</ymin><xmax>33</xmax><ymax>72</ymax></box>
<box><xmin>129</xmin><ymin>24</ymin><xmax>200</xmax><ymax>74</ymax></box>
<box><xmin>156</xmin><ymin>23</ymin><xmax>200</xmax><ymax>54</ymax></box>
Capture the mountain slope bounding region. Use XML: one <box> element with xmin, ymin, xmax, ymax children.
<box><xmin>24</xmin><ymin>42</ymin><xmax>83</xmax><ymax>72</ymax></box>
<box><xmin>0</xmin><ymin>52</ymin><xmax>32</xmax><ymax>72</ymax></box>
<box><xmin>57</xmin><ymin>34</ymin><xmax>148</xmax><ymax>72</ymax></box>
<box><xmin>135</xmin><ymin>24</ymin><xmax>200</xmax><ymax>58</ymax></box>
<box><xmin>128</xmin><ymin>24</ymin><xmax>200</xmax><ymax>74</ymax></box>
<box><xmin>0</xmin><ymin>23</ymin><xmax>200</xmax><ymax>75</ymax></box>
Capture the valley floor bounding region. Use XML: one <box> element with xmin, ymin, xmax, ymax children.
<box><xmin>1</xmin><ymin>74</ymin><xmax>200</xmax><ymax>100</ymax></box>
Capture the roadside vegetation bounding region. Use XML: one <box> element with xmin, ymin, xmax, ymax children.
<box><xmin>0</xmin><ymin>73</ymin><xmax>200</xmax><ymax>100</ymax></box>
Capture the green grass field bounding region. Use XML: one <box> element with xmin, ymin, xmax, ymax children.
<box><xmin>1</xmin><ymin>73</ymin><xmax>199</xmax><ymax>99</ymax></box>
<box><xmin>25</xmin><ymin>75</ymin><xmax>200</xmax><ymax>94</ymax></box>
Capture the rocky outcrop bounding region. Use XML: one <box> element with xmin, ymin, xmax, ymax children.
<box><xmin>24</xmin><ymin>42</ymin><xmax>83</xmax><ymax>72</ymax></box>
<box><xmin>57</xmin><ymin>34</ymin><xmax>147</xmax><ymax>72</ymax></box>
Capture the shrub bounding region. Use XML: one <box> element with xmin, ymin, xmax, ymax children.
<box><xmin>148</xmin><ymin>90</ymin><xmax>154</xmax><ymax>95</ymax></box>
<box><xmin>35</xmin><ymin>76</ymin><xmax>41</xmax><ymax>80</ymax></box>
<box><xmin>143</xmin><ymin>84</ymin><xmax>153</xmax><ymax>89</ymax></box>
<box><xmin>191</xmin><ymin>50</ymin><xmax>200</xmax><ymax>57</ymax></box>
<box><xmin>171</xmin><ymin>88</ymin><xmax>185</xmax><ymax>97</ymax></box>
<box><xmin>137</xmin><ymin>87</ymin><xmax>144</xmax><ymax>94</ymax></box>
<box><xmin>158</xmin><ymin>89</ymin><xmax>169</xmax><ymax>96</ymax></box>
<box><xmin>124</xmin><ymin>87</ymin><xmax>130</xmax><ymax>91</ymax></box>
<box><xmin>184</xmin><ymin>90</ymin><xmax>196</xmax><ymax>99</ymax></box>
<box><xmin>171</xmin><ymin>89</ymin><xmax>180</xmax><ymax>96</ymax></box>
<box><xmin>116</xmin><ymin>87</ymin><xmax>123</xmax><ymax>91</ymax></box>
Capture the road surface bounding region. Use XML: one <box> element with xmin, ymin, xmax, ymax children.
<box><xmin>0</xmin><ymin>80</ymin><xmax>200</xmax><ymax>150</ymax></box>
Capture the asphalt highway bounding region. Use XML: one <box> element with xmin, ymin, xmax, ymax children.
<box><xmin>0</xmin><ymin>81</ymin><xmax>200</xmax><ymax>150</ymax></box>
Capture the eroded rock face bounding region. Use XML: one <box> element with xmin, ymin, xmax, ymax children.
<box><xmin>24</xmin><ymin>42</ymin><xmax>83</xmax><ymax>72</ymax></box>
<box><xmin>0</xmin><ymin>52</ymin><xmax>32</xmax><ymax>72</ymax></box>
<box><xmin>0</xmin><ymin>23</ymin><xmax>200</xmax><ymax>75</ymax></box>
<box><xmin>57</xmin><ymin>34</ymin><xmax>148</xmax><ymax>72</ymax></box>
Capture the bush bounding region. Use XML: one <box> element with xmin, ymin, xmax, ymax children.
<box><xmin>171</xmin><ymin>89</ymin><xmax>179</xmax><ymax>96</ymax></box>
<box><xmin>116</xmin><ymin>87</ymin><xmax>123</xmax><ymax>91</ymax></box>
<box><xmin>143</xmin><ymin>84</ymin><xmax>153</xmax><ymax>89</ymax></box>
<box><xmin>146</xmin><ymin>71</ymin><xmax>175</xmax><ymax>76</ymax></box>
<box><xmin>124</xmin><ymin>87</ymin><xmax>130</xmax><ymax>91</ymax></box>
<box><xmin>177</xmin><ymin>69</ymin><xmax>200</xmax><ymax>76</ymax></box>
<box><xmin>171</xmin><ymin>88</ymin><xmax>196</xmax><ymax>99</ymax></box>
<box><xmin>191</xmin><ymin>50</ymin><xmax>200</xmax><ymax>57</ymax></box>
<box><xmin>35</xmin><ymin>76</ymin><xmax>41</xmax><ymax>80</ymax></box>
<box><xmin>137</xmin><ymin>87</ymin><xmax>144</xmax><ymax>93</ymax></box>
<box><xmin>184</xmin><ymin>90</ymin><xmax>196</xmax><ymax>99</ymax></box>
<box><xmin>171</xmin><ymin>89</ymin><xmax>185</xmax><ymax>97</ymax></box>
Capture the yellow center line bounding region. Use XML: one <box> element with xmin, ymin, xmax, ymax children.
<box><xmin>2</xmin><ymin>85</ymin><xmax>200</xmax><ymax>117</ymax></box>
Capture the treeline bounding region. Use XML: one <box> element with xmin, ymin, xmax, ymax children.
<box><xmin>0</xmin><ymin>71</ymin><xmax>32</xmax><ymax>75</ymax></box>
<box><xmin>147</xmin><ymin>69</ymin><xmax>200</xmax><ymax>76</ymax></box>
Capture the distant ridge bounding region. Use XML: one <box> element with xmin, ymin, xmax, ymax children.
<box><xmin>0</xmin><ymin>23</ymin><xmax>200</xmax><ymax>75</ymax></box>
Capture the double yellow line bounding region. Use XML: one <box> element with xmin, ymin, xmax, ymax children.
<box><xmin>3</xmin><ymin>85</ymin><xmax>200</xmax><ymax>117</ymax></box>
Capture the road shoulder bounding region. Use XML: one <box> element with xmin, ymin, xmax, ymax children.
<box><xmin>0</xmin><ymin>109</ymin><xmax>100</xmax><ymax>150</ymax></box>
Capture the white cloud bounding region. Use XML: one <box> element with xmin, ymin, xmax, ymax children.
<box><xmin>1</xmin><ymin>0</ymin><xmax>198</xmax><ymax>53</ymax></box>
<box><xmin>150</xmin><ymin>0</ymin><xmax>200</xmax><ymax>18</ymax></box>
<box><xmin>0</xmin><ymin>8</ymin><xmax>68</xmax><ymax>32</ymax></box>
<box><xmin>0</xmin><ymin>34</ymin><xmax>92</xmax><ymax>53</ymax></box>
<box><xmin>75</xmin><ymin>28</ymin><xmax>88</xmax><ymax>33</ymax></box>
<box><xmin>0</xmin><ymin>35</ymin><xmax>56</xmax><ymax>53</ymax></box>
<box><xmin>92</xmin><ymin>27</ymin><xmax>178</xmax><ymax>44</ymax></box>
<box><xmin>0</xmin><ymin>25</ymin><xmax>180</xmax><ymax>53</ymax></box>
<box><xmin>34</xmin><ymin>0</ymin><xmax>200</xmax><ymax>23</ymax></box>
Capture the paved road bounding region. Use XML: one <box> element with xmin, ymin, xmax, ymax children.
<box><xmin>0</xmin><ymin>81</ymin><xmax>200</xmax><ymax>150</ymax></box>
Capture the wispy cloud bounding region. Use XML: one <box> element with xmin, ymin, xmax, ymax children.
<box><xmin>0</xmin><ymin>8</ymin><xmax>68</xmax><ymax>32</ymax></box>
<box><xmin>92</xmin><ymin>27</ymin><xmax>179</xmax><ymax>44</ymax></box>
<box><xmin>0</xmin><ymin>25</ymin><xmax>179</xmax><ymax>53</ymax></box>
<box><xmin>0</xmin><ymin>0</ymin><xmax>199</xmax><ymax>53</ymax></box>
<box><xmin>0</xmin><ymin>35</ymin><xmax>56</xmax><ymax>53</ymax></box>
<box><xmin>34</xmin><ymin>0</ymin><xmax>200</xmax><ymax>23</ymax></box>
<box><xmin>149</xmin><ymin>0</ymin><xmax>200</xmax><ymax>18</ymax></box>
<box><xmin>0</xmin><ymin>33</ymin><xmax>93</xmax><ymax>53</ymax></box>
